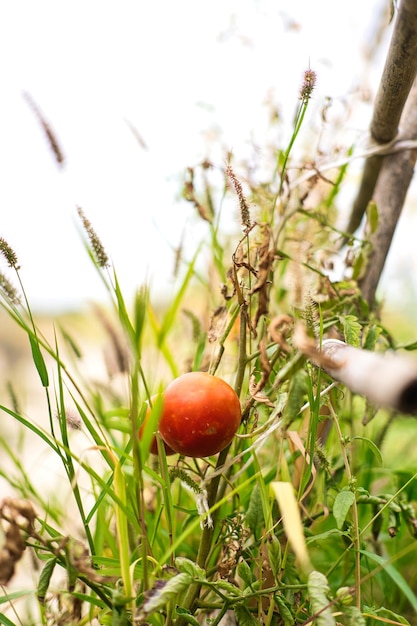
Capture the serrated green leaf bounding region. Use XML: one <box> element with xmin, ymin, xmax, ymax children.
<box><xmin>283</xmin><ymin>369</ymin><xmax>307</xmax><ymax>427</ymax></box>
<box><xmin>214</xmin><ymin>580</ymin><xmax>241</xmax><ymax>596</ymax></box>
<box><xmin>308</xmin><ymin>571</ymin><xmax>336</xmax><ymax>625</ymax></box>
<box><xmin>175</xmin><ymin>557</ymin><xmax>206</xmax><ymax>581</ymax></box>
<box><xmin>274</xmin><ymin>593</ymin><xmax>295</xmax><ymax>625</ymax></box>
<box><xmin>234</xmin><ymin>604</ymin><xmax>260</xmax><ymax>626</ymax></box>
<box><xmin>363</xmin><ymin>324</ymin><xmax>382</xmax><ymax>351</ymax></box>
<box><xmin>245</xmin><ymin>483</ymin><xmax>263</xmax><ymax>537</ymax></box>
<box><xmin>142</xmin><ymin>572</ymin><xmax>192</xmax><ymax>615</ymax></box>
<box><xmin>363</xmin><ymin>605</ymin><xmax>410</xmax><ymax>625</ymax></box>
<box><xmin>174</xmin><ymin>606</ymin><xmax>200</xmax><ymax>625</ymax></box>
<box><xmin>333</xmin><ymin>488</ymin><xmax>355</xmax><ymax>529</ymax></box>
<box><xmin>237</xmin><ymin>560</ymin><xmax>254</xmax><ymax>589</ymax></box>
<box><xmin>268</xmin><ymin>534</ymin><xmax>282</xmax><ymax>581</ymax></box>
<box><xmin>339</xmin><ymin>314</ymin><xmax>361</xmax><ymax>347</ymax></box>
<box><xmin>342</xmin><ymin>606</ymin><xmax>366</xmax><ymax>625</ymax></box>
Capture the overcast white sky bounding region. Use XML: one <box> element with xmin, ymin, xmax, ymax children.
<box><xmin>0</xmin><ymin>0</ymin><xmax>396</xmax><ymax>311</ymax></box>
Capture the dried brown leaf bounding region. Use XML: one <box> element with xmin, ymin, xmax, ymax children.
<box><xmin>208</xmin><ymin>306</ymin><xmax>228</xmax><ymax>343</ymax></box>
<box><xmin>249</xmin><ymin>372</ymin><xmax>275</xmax><ymax>407</ymax></box>
<box><xmin>269</xmin><ymin>314</ymin><xmax>293</xmax><ymax>353</ymax></box>
<box><xmin>250</xmin><ymin>225</ymin><xmax>276</xmax><ymax>329</ymax></box>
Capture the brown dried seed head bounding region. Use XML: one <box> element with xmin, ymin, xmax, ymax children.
<box><xmin>226</xmin><ymin>165</ymin><xmax>252</xmax><ymax>231</ymax></box>
<box><xmin>299</xmin><ymin>69</ymin><xmax>317</xmax><ymax>102</ymax></box>
<box><xmin>77</xmin><ymin>207</ymin><xmax>109</xmax><ymax>268</ymax></box>
<box><xmin>0</xmin><ymin>272</ymin><xmax>21</xmax><ymax>305</ymax></box>
<box><xmin>23</xmin><ymin>91</ymin><xmax>65</xmax><ymax>166</ymax></box>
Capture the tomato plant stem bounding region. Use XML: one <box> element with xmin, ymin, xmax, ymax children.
<box><xmin>177</xmin><ymin>445</ymin><xmax>231</xmax><ymax>621</ymax></box>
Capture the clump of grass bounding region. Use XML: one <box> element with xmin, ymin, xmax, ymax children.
<box><xmin>0</xmin><ymin>66</ymin><xmax>417</xmax><ymax>626</ymax></box>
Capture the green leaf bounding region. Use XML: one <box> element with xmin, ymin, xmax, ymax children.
<box><xmin>0</xmin><ymin>404</ymin><xmax>59</xmax><ymax>453</ymax></box>
<box><xmin>306</xmin><ymin>528</ymin><xmax>349</xmax><ymax>544</ymax></box>
<box><xmin>141</xmin><ymin>573</ymin><xmax>192</xmax><ymax>615</ymax></box>
<box><xmin>214</xmin><ymin>580</ymin><xmax>241</xmax><ymax>597</ymax></box>
<box><xmin>363</xmin><ymin>324</ymin><xmax>382</xmax><ymax>351</ymax></box>
<box><xmin>283</xmin><ymin>369</ymin><xmax>307</xmax><ymax>427</ymax></box>
<box><xmin>175</xmin><ymin>557</ymin><xmax>206</xmax><ymax>580</ymax></box>
<box><xmin>29</xmin><ymin>334</ymin><xmax>49</xmax><ymax>387</ymax></box>
<box><xmin>237</xmin><ymin>560</ymin><xmax>254</xmax><ymax>589</ymax></box>
<box><xmin>338</xmin><ymin>314</ymin><xmax>361</xmax><ymax>347</ymax></box>
<box><xmin>366</xmin><ymin>200</ymin><xmax>379</xmax><ymax>234</ymax></box>
<box><xmin>37</xmin><ymin>557</ymin><xmax>57</xmax><ymax>604</ymax></box>
<box><xmin>234</xmin><ymin>605</ymin><xmax>260</xmax><ymax>626</ymax></box>
<box><xmin>0</xmin><ymin>590</ymin><xmax>33</xmax><ymax>606</ymax></box>
<box><xmin>351</xmin><ymin>436</ymin><xmax>383</xmax><ymax>465</ymax></box>
<box><xmin>134</xmin><ymin>285</ymin><xmax>148</xmax><ymax>356</ymax></box>
<box><xmin>360</xmin><ymin>550</ymin><xmax>417</xmax><ymax>612</ymax></box>
<box><xmin>351</xmin><ymin>250</ymin><xmax>366</xmax><ymax>281</ymax></box>
<box><xmin>342</xmin><ymin>606</ymin><xmax>366</xmax><ymax>625</ymax></box>
<box><xmin>174</xmin><ymin>607</ymin><xmax>200</xmax><ymax>626</ymax></box>
<box><xmin>158</xmin><ymin>244</ymin><xmax>202</xmax><ymax>347</ymax></box>
<box><xmin>113</xmin><ymin>270</ymin><xmax>135</xmax><ymax>345</ymax></box>
<box><xmin>398</xmin><ymin>339</ymin><xmax>417</xmax><ymax>351</ymax></box>
<box><xmin>245</xmin><ymin>483</ymin><xmax>263</xmax><ymax>537</ymax></box>
<box><xmin>274</xmin><ymin>593</ymin><xmax>295</xmax><ymax>625</ymax></box>
<box><xmin>268</xmin><ymin>534</ymin><xmax>282</xmax><ymax>582</ymax></box>
<box><xmin>333</xmin><ymin>488</ymin><xmax>355</xmax><ymax>529</ymax></box>
<box><xmin>363</xmin><ymin>605</ymin><xmax>410</xmax><ymax>624</ymax></box>
<box><xmin>308</xmin><ymin>571</ymin><xmax>336</xmax><ymax>625</ymax></box>
<box><xmin>0</xmin><ymin>614</ymin><xmax>18</xmax><ymax>626</ymax></box>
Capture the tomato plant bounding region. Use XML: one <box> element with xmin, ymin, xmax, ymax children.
<box><xmin>158</xmin><ymin>372</ymin><xmax>241</xmax><ymax>457</ymax></box>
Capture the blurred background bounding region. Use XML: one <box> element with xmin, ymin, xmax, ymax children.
<box><xmin>1</xmin><ymin>0</ymin><xmax>408</xmax><ymax>313</ymax></box>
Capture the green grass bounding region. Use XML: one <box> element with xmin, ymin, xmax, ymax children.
<box><xmin>1</xmin><ymin>70</ymin><xmax>417</xmax><ymax>626</ymax></box>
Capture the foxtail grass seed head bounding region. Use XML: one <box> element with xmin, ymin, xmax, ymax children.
<box><xmin>0</xmin><ymin>273</ymin><xmax>20</xmax><ymax>305</ymax></box>
<box><xmin>23</xmin><ymin>91</ymin><xmax>65</xmax><ymax>166</ymax></box>
<box><xmin>299</xmin><ymin>69</ymin><xmax>317</xmax><ymax>102</ymax></box>
<box><xmin>226</xmin><ymin>165</ymin><xmax>252</xmax><ymax>231</ymax></box>
<box><xmin>63</xmin><ymin>409</ymin><xmax>82</xmax><ymax>431</ymax></box>
<box><xmin>0</xmin><ymin>238</ymin><xmax>19</xmax><ymax>269</ymax></box>
<box><xmin>77</xmin><ymin>207</ymin><xmax>109</xmax><ymax>268</ymax></box>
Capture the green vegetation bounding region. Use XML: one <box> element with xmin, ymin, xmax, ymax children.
<box><xmin>1</xmin><ymin>68</ymin><xmax>417</xmax><ymax>626</ymax></box>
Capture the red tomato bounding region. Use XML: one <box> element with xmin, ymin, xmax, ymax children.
<box><xmin>139</xmin><ymin>399</ymin><xmax>176</xmax><ymax>456</ymax></box>
<box><xmin>159</xmin><ymin>372</ymin><xmax>241</xmax><ymax>457</ymax></box>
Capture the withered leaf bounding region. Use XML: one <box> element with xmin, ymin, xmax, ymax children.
<box><xmin>250</xmin><ymin>225</ymin><xmax>276</xmax><ymax>330</ymax></box>
<box><xmin>208</xmin><ymin>306</ymin><xmax>228</xmax><ymax>343</ymax></box>
<box><xmin>269</xmin><ymin>314</ymin><xmax>293</xmax><ymax>353</ymax></box>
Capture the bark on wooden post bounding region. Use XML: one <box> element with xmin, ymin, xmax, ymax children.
<box><xmin>359</xmin><ymin>80</ymin><xmax>417</xmax><ymax>305</ymax></box>
<box><xmin>346</xmin><ymin>0</ymin><xmax>417</xmax><ymax>236</ymax></box>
